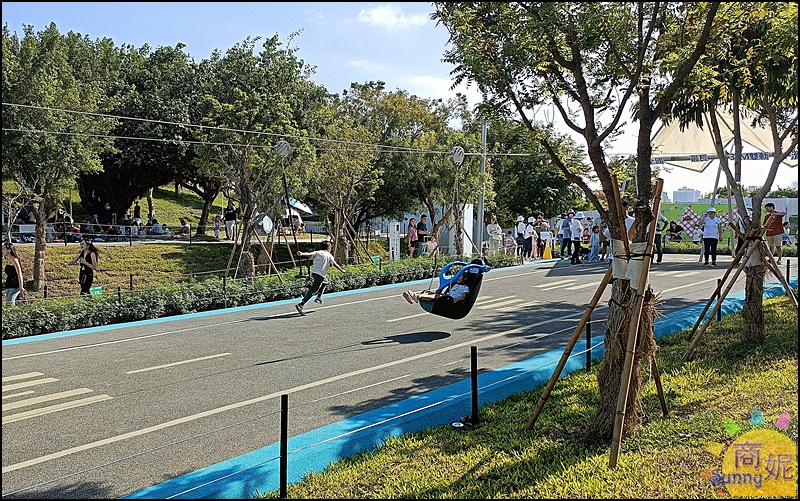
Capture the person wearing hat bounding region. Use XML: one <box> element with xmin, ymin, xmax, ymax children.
<box><xmin>524</xmin><ymin>216</ymin><xmax>538</xmax><ymax>260</ymax></box>
<box><xmin>560</xmin><ymin>210</ymin><xmax>575</xmax><ymax>259</ymax></box>
<box><xmin>763</xmin><ymin>202</ymin><xmax>786</xmax><ymax>264</ymax></box>
<box><xmin>701</xmin><ymin>206</ymin><xmax>722</xmax><ymax>266</ymax></box>
<box><xmin>515</xmin><ymin>216</ymin><xmax>527</xmax><ymax>257</ymax></box>
<box><xmin>570</xmin><ymin>211</ymin><xmax>585</xmax><ymax>264</ymax></box>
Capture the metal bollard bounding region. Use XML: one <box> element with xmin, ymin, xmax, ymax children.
<box><xmin>471</xmin><ymin>346</ymin><xmax>479</xmax><ymax>427</ymax></box>
<box><xmin>130</xmin><ymin>274</ymin><xmax>134</xmax><ymax>290</ymax></box>
<box><xmin>118</xmin><ymin>286</ymin><xmax>122</xmax><ymax>303</ymax></box>
<box><xmin>280</xmin><ymin>394</ymin><xmax>288</xmax><ymax>499</ymax></box>
<box><xmin>43</xmin><ymin>284</ymin><xmax>48</xmax><ymax>299</ymax></box>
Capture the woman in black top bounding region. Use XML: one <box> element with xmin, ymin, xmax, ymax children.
<box><xmin>3</xmin><ymin>242</ymin><xmax>25</xmax><ymax>305</ymax></box>
<box><xmin>666</xmin><ymin>221</ymin><xmax>684</xmax><ymax>243</ymax></box>
<box><xmin>65</xmin><ymin>237</ymin><xmax>99</xmax><ymax>296</ymax></box>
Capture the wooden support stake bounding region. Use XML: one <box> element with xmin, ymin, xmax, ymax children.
<box><xmin>759</xmin><ymin>241</ymin><xmax>798</xmax><ymax>311</ymax></box>
<box><xmin>650</xmin><ymin>354</ymin><xmax>669</xmax><ymax>417</ymax></box>
<box><xmin>682</xmin><ymin>238</ymin><xmax>765</xmax><ymax>361</ymax></box>
<box><xmin>252</xmin><ymin>228</ymin><xmax>285</xmax><ymax>285</ymax></box>
<box><xmin>609</xmin><ymin>178</ymin><xmax>663</xmax><ymax>468</ymax></box>
<box><xmin>526</xmin><ymin>265</ymin><xmax>613</xmax><ymax>430</ymax></box>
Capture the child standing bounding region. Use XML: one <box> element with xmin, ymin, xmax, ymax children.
<box><xmin>213</xmin><ymin>215</ymin><xmax>221</xmax><ymax>241</ymax></box>
<box><xmin>588</xmin><ymin>225</ymin><xmax>600</xmax><ymax>262</ymax></box>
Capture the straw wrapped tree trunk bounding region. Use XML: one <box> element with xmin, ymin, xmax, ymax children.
<box><xmin>590</xmin><ymin>279</ymin><xmax>657</xmax><ymax>437</ymax></box>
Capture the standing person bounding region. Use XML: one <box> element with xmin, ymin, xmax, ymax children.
<box><xmin>3</xmin><ymin>242</ymin><xmax>25</xmax><ymax>306</ymax></box>
<box><xmin>588</xmin><ymin>225</ymin><xmax>601</xmax><ymax>262</ymax></box>
<box><xmin>294</xmin><ymin>240</ymin><xmax>345</xmax><ymax>316</ymax></box>
<box><xmin>570</xmin><ymin>211</ymin><xmax>584</xmax><ymax>265</ymax></box>
<box><xmin>406</xmin><ymin>217</ymin><xmax>419</xmax><ymax>258</ymax></box>
<box><xmin>524</xmin><ymin>216</ymin><xmax>537</xmax><ymax>260</ymax></box>
<box><xmin>416</xmin><ymin>214</ymin><xmax>430</xmax><ymax>257</ymax></box>
<box><xmin>224</xmin><ymin>200</ymin><xmax>238</xmax><ymax>241</ymax></box>
<box><xmin>486</xmin><ymin>216</ymin><xmax>503</xmax><ymax>254</ymax></box>
<box><xmin>653</xmin><ymin>213</ymin><xmax>668</xmax><ymax>264</ymax></box>
<box><xmin>514</xmin><ymin>216</ymin><xmax>526</xmax><ymax>256</ymax></box>
<box><xmin>598</xmin><ymin>220</ymin><xmax>609</xmax><ymax>261</ymax></box>
<box><xmin>536</xmin><ymin>213</ymin><xmax>549</xmax><ymax>258</ymax></box>
<box><xmin>213</xmin><ymin>215</ymin><xmax>222</xmax><ymax>241</ymax></box>
<box><xmin>560</xmin><ymin>211</ymin><xmax>574</xmax><ymax>259</ymax></box>
<box><xmin>504</xmin><ymin>231</ymin><xmax>516</xmax><ymax>254</ymax></box>
<box><xmin>133</xmin><ymin>200</ymin><xmax>141</xmax><ymax>221</ymax></box>
<box><xmin>763</xmin><ymin>202</ymin><xmax>786</xmax><ymax>265</ymax></box>
<box><xmin>65</xmin><ymin>237</ymin><xmax>99</xmax><ymax>296</ymax></box>
<box><xmin>700</xmin><ymin>207</ymin><xmax>722</xmax><ymax>266</ymax></box>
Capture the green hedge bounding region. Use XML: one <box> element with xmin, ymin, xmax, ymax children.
<box><xmin>2</xmin><ymin>254</ymin><xmax>519</xmax><ymax>340</ymax></box>
<box><xmin>663</xmin><ymin>241</ymin><xmax>797</xmax><ymax>257</ymax></box>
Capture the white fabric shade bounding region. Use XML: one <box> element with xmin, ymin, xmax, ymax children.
<box><xmin>650</xmin><ymin>108</ymin><xmax>798</xmax><ymax>172</ymax></box>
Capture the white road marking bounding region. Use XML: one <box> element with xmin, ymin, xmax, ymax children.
<box><xmin>533</xmin><ymin>279</ymin><xmax>574</xmax><ymax>288</ymax></box>
<box><xmin>2</xmin><ymin>394</ymin><xmax>113</xmax><ymax>424</ymax></box>
<box><xmin>497</xmin><ymin>300</ymin><xmax>542</xmax><ymax>312</ymax></box>
<box><xmin>1</xmin><ymin>312</ymin><xmax>585</xmax><ymax>474</ymax></box>
<box><xmin>477</xmin><ymin>298</ymin><xmax>526</xmax><ymax>309</ymax></box>
<box><xmin>2</xmin><ymin>391</ymin><xmax>35</xmax><ymax>400</ymax></box>
<box><xmin>672</xmin><ymin>271</ymin><xmax>702</xmax><ymax>278</ymax></box>
<box><xmin>539</xmin><ymin>282</ymin><xmax>576</xmax><ymax>291</ymax></box>
<box><xmin>660</xmin><ymin>277</ymin><xmax>719</xmax><ymax>294</ymax></box>
<box><xmin>2</xmin><ymin>372</ymin><xmax>44</xmax><ymax>382</ymax></box>
<box><xmin>2</xmin><ymin>378</ymin><xmax>59</xmax><ymax>392</ymax></box>
<box><xmin>126</xmin><ymin>353</ymin><xmax>231</xmax><ymax>374</ymax></box>
<box><xmin>565</xmin><ymin>281</ymin><xmax>602</xmax><ymax>291</ymax></box>
<box><xmin>2</xmin><ymin>388</ymin><xmax>94</xmax><ymax>410</ymax></box>
<box><xmin>386</xmin><ymin>313</ymin><xmax>428</xmax><ymax>323</ymax></box>
<box><xmin>476</xmin><ymin>296</ymin><xmax>518</xmax><ymax>306</ymax></box>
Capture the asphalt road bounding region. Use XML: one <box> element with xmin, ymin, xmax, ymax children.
<box><xmin>1</xmin><ymin>254</ymin><xmax>763</xmax><ymax>499</ymax></box>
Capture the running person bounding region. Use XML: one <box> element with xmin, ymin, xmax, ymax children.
<box><xmin>295</xmin><ymin>240</ymin><xmax>345</xmax><ymax>315</ymax></box>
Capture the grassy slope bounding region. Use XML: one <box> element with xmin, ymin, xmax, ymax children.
<box><xmin>259</xmin><ymin>295</ymin><xmax>798</xmax><ymax>499</ymax></box>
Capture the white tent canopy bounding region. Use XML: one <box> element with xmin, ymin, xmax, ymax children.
<box><xmin>650</xmin><ymin>108</ymin><xmax>798</xmax><ymax>172</ymax></box>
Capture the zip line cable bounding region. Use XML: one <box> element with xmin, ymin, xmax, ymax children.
<box><xmin>2</xmin><ymin>102</ymin><xmax>535</xmax><ymax>158</ymax></box>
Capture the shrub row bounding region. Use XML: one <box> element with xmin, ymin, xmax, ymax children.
<box><xmin>662</xmin><ymin>241</ymin><xmax>797</xmax><ymax>257</ymax></box>
<box><xmin>2</xmin><ymin>254</ymin><xmax>520</xmax><ymax>340</ymax></box>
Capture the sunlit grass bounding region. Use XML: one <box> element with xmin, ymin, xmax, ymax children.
<box><xmin>258</xmin><ymin>295</ymin><xmax>797</xmax><ymax>499</ymax></box>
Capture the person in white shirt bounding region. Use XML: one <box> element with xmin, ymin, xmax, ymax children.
<box><xmin>701</xmin><ymin>207</ymin><xmax>722</xmax><ymax>266</ymax></box>
<box><xmin>295</xmin><ymin>240</ymin><xmax>345</xmax><ymax>315</ymax></box>
<box><xmin>570</xmin><ymin>211</ymin><xmax>585</xmax><ymax>264</ymax></box>
<box><xmin>403</xmin><ymin>271</ymin><xmax>471</xmax><ymax>305</ymax></box>
<box><xmin>524</xmin><ymin>216</ymin><xmax>538</xmax><ymax>260</ymax></box>
<box><xmin>486</xmin><ymin>216</ymin><xmax>503</xmax><ymax>254</ymax></box>
<box><xmin>515</xmin><ymin>216</ymin><xmax>527</xmax><ymax>257</ymax></box>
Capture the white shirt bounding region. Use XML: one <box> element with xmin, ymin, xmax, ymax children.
<box><xmin>570</xmin><ymin>219</ymin><xmax>584</xmax><ymax>240</ymax></box>
<box><xmin>524</xmin><ymin>223</ymin><xmax>537</xmax><ymax>239</ymax></box>
<box><xmin>702</xmin><ymin>216</ymin><xmax>722</xmax><ymax>239</ymax></box>
<box><xmin>310</xmin><ymin>250</ymin><xmax>336</xmax><ymax>276</ymax></box>
<box><xmin>487</xmin><ymin>222</ymin><xmax>502</xmax><ymax>240</ymax></box>
<box><xmin>515</xmin><ymin>221</ymin><xmax>526</xmax><ymax>238</ymax></box>
<box><xmin>449</xmin><ymin>284</ymin><xmax>470</xmax><ymax>300</ymax></box>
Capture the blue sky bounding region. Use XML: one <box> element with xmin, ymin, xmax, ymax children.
<box><xmin>3</xmin><ymin>2</ymin><xmax>797</xmax><ymax>196</ymax></box>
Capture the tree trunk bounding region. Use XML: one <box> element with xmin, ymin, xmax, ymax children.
<box><xmin>146</xmin><ymin>187</ymin><xmax>155</xmax><ymax>220</ymax></box>
<box><xmin>590</xmin><ymin>278</ymin><xmax>657</xmax><ymax>438</ymax></box>
<box><xmin>742</xmin><ymin>262</ymin><xmax>766</xmax><ymax>344</ymax></box>
<box><xmin>238</xmin><ymin>250</ymin><xmax>255</xmax><ymax>283</ymax></box>
<box><xmin>32</xmin><ymin>210</ymin><xmax>48</xmax><ymax>292</ymax></box>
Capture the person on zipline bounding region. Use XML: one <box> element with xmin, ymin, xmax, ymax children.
<box><xmin>295</xmin><ymin>240</ymin><xmax>345</xmax><ymax>316</ymax></box>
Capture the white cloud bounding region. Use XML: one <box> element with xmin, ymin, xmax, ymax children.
<box><xmin>402</xmin><ymin>75</ymin><xmax>482</xmax><ymax>102</ymax></box>
<box><xmin>357</xmin><ymin>4</ymin><xmax>428</xmax><ymax>31</ymax></box>
<box><xmin>304</xmin><ymin>9</ymin><xmax>329</xmax><ymax>26</ymax></box>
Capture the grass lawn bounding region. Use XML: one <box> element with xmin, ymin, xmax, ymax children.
<box><xmin>257</xmin><ymin>294</ymin><xmax>798</xmax><ymax>499</ymax></box>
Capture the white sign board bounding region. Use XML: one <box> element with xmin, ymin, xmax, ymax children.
<box><xmin>388</xmin><ymin>221</ymin><xmax>402</xmax><ymax>261</ymax></box>
<box><xmin>539</xmin><ymin>231</ymin><xmax>553</xmax><ymax>241</ymax></box>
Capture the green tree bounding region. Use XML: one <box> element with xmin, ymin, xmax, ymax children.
<box><xmin>191</xmin><ymin>33</ymin><xmax>324</xmax><ymax>271</ymax></box>
<box><xmin>666</xmin><ymin>2</ymin><xmax>797</xmax><ymax>346</ymax></box>
<box><xmin>433</xmin><ymin>2</ymin><xmax>721</xmax><ymax>444</ymax></box>
<box><xmin>2</xmin><ymin>23</ymin><xmax>115</xmax><ymax>290</ymax></box>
